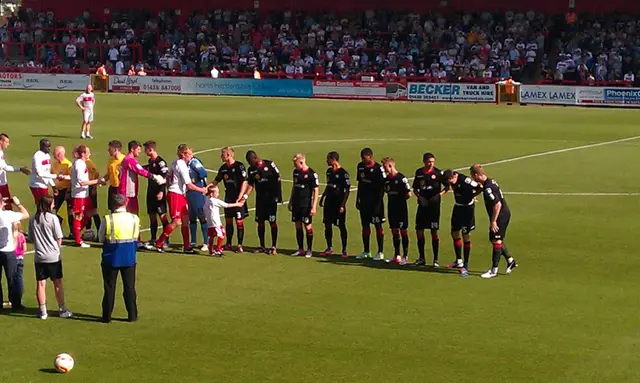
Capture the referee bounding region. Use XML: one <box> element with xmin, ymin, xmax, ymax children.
<box><xmin>98</xmin><ymin>193</ymin><xmax>140</xmax><ymax>323</ymax></box>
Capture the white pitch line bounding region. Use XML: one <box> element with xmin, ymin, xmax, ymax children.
<box><xmin>202</xmin><ymin>134</ymin><xmax>640</xmax><ymax>187</ymax></box>
<box><xmin>452</xmin><ymin>135</ymin><xmax>640</xmax><ymax>170</ymax></box>
<box><xmin>505</xmin><ymin>192</ymin><xmax>640</xmax><ymax>196</ymax></box>
<box><xmin>191</xmin><ymin>137</ymin><xmax>583</xmax><ymax>157</ymax></box>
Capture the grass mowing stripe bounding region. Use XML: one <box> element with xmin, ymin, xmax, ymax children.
<box><xmin>204</xmin><ymin>134</ymin><xmax>640</xmax><ymax>185</ymax></box>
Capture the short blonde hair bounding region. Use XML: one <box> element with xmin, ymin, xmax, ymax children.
<box><xmin>54</xmin><ymin>146</ymin><xmax>65</xmax><ymax>156</ymax></box>
<box><xmin>469</xmin><ymin>164</ymin><xmax>485</xmax><ymax>176</ymax></box>
<box><xmin>221</xmin><ymin>146</ymin><xmax>234</xmax><ymax>155</ymax></box>
<box><xmin>381</xmin><ymin>156</ymin><xmax>395</xmax><ymax>165</ymax></box>
<box><xmin>292</xmin><ymin>153</ymin><xmax>306</xmax><ymax>161</ymax></box>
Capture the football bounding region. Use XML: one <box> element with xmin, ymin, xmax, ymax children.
<box><xmin>54</xmin><ymin>353</ymin><xmax>74</xmax><ymax>373</ymax></box>
<box><xmin>81</xmin><ymin>229</ymin><xmax>97</xmax><ymax>242</ymax></box>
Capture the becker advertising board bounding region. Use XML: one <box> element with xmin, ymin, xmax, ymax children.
<box><xmin>407</xmin><ymin>83</ymin><xmax>496</xmax><ymax>102</ymax></box>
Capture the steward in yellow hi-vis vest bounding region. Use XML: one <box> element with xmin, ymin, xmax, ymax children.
<box><xmin>98</xmin><ymin>193</ymin><xmax>140</xmax><ymax>323</ymax></box>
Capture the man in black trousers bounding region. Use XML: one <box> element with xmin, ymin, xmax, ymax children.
<box><xmin>98</xmin><ymin>193</ymin><xmax>140</xmax><ymax>323</ymax></box>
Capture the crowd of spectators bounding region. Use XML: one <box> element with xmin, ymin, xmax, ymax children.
<box><xmin>1</xmin><ymin>7</ymin><xmax>639</xmax><ymax>84</ymax></box>
<box><xmin>542</xmin><ymin>15</ymin><xmax>640</xmax><ymax>84</ymax></box>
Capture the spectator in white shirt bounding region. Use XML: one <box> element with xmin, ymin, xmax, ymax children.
<box><xmin>443</xmin><ymin>55</ymin><xmax>454</xmax><ymax>73</ymax></box>
<box><xmin>525</xmin><ymin>49</ymin><xmax>536</xmax><ymax>63</ymax></box>
<box><xmin>115</xmin><ymin>60</ymin><xmax>124</xmax><ymax>75</ymax></box>
<box><xmin>623</xmin><ymin>70</ymin><xmax>635</xmax><ymax>83</ymax></box>
<box><xmin>0</xmin><ymin>134</ymin><xmax>30</xmax><ymax>209</ymax></box>
<box><xmin>596</xmin><ymin>63</ymin><xmax>607</xmax><ymax>81</ymax></box>
<box><xmin>65</xmin><ymin>43</ymin><xmax>76</xmax><ymax>66</ymax></box>
<box><xmin>108</xmin><ymin>47</ymin><xmax>119</xmax><ymax>68</ymax></box>
<box><xmin>556</xmin><ymin>60</ymin><xmax>568</xmax><ymax>74</ymax></box>
<box><xmin>285</xmin><ymin>63</ymin><xmax>295</xmax><ymax>78</ymax></box>
<box><xmin>0</xmin><ymin>195</ymin><xmax>29</xmax><ymax>311</ymax></box>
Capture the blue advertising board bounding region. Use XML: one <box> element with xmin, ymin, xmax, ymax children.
<box><xmin>182</xmin><ymin>78</ymin><xmax>313</xmax><ymax>98</ymax></box>
<box><xmin>603</xmin><ymin>88</ymin><xmax>640</xmax><ymax>105</ymax></box>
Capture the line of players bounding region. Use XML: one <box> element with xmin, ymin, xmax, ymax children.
<box><xmin>129</xmin><ymin>143</ymin><xmax>518</xmax><ymax>279</ymax></box>
<box><xmin>0</xmin><ymin>136</ymin><xmax>518</xmax><ymax>279</ymax></box>
<box><xmin>280</xmin><ymin>148</ymin><xmax>518</xmax><ymax>278</ymax></box>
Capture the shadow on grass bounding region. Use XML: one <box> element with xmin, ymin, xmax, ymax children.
<box><xmin>1</xmin><ymin>306</ymin><xmax>129</xmax><ymax>323</ymax></box>
<box><xmin>29</xmin><ymin>134</ymin><xmax>73</xmax><ymax>139</ymax></box>
<box><xmin>39</xmin><ymin>368</ymin><xmax>60</xmax><ymax>374</ymax></box>
<box><xmin>131</xmin><ymin>243</ymin><xmax>483</xmax><ymax>276</ymax></box>
<box><xmin>274</xmin><ymin>247</ymin><xmax>484</xmax><ymax>276</ymax></box>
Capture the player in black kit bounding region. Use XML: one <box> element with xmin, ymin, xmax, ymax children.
<box><xmin>319</xmin><ymin>151</ymin><xmax>350</xmax><ymax>257</ymax></box>
<box><xmin>288</xmin><ymin>153</ymin><xmax>319</xmax><ymax>258</ymax></box>
<box><xmin>412</xmin><ymin>153</ymin><xmax>449</xmax><ymax>267</ymax></box>
<box><xmin>444</xmin><ymin>169</ymin><xmax>482</xmax><ymax>276</ymax></box>
<box><xmin>382</xmin><ymin>157</ymin><xmax>411</xmax><ymax>265</ymax></box>
<box><xmin>213</xmin><ymin>147</ymin><xmax>249</xmax><ymax>252</ymax></box>
<box><xmin>469</xmin><ymin>164</ymin><xmax>518</xmax><ymax>279</ymax></box>
<box><xmin>355</xmin><ymin>147</ymin><xmax>386</xmax><ymax>261</ymax></box>
<box><xmin>245</xmin><ymin>150</ymin><xmax>282</xmax><ymax>255</ymax></box>
<box><xmin>142</xmin><ymin>140</ymin><xmax>170</xmax><ymax>248</ymax></box>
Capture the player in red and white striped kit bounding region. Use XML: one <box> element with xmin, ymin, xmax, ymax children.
<box><xmin>75</xmin><ymin>84</ymin><xmax>96</xmax><ymax>139</ymax></box>
<box><xmin>71</xmin><ymin>145</ymin><xmax>104</xmax><ymax>247</ymax></box>
<box><xmin>0</xmin><ymin>133</ymin><xmax>30</xmax><ymax>209</ymax></box>
<box><xmin>154</xmin><ymin>144</ymin><xmax>206</xmax><ymax>254</ymax></box>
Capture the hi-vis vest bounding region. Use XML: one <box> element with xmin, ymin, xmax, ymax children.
<box><xmin>102</xmin><ymin>212</ymin><xmax>140</xmax><ymax>267</ymax></box>
<box><xmin>96</xmin><ymin>66</ymin><xmax>107</xmax><ymax>78</ymax></box>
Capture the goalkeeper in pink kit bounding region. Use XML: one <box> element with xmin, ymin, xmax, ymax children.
<box><xmin>117</xmin><ymin>141</ymin><xmax>166</xmax><ymax>214</ymax></box>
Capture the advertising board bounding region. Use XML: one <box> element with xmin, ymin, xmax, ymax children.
<box><xmin>110</xmin><ymin>75</ymin><xmax>141</xmax><ymax>92</ymax></box>
<box><xmin>181</xmin><ymin>78</ymin><xmax>313</xmax><ymax>97</ymax></box>
<box><xmin>520</xmin><ymin>85</ymin><xmax>576</xmax><ymax>105</ymax></box>
<box><xmin>312</xmin><ymin>80</ymin><xmax>387</xmax><ymax>99</ymax></box>
<box><xmin>407</xmin><ymin>83</ymin><xmax>495</xmax><ymax>102</ymax></box>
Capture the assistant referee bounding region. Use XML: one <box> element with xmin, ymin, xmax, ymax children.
<box><xmin>98</xmin><ymin>193</ymin><xmax>140</xmax><ymax>323</ymax></box>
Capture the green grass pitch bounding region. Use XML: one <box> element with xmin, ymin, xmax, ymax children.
<box><xmin>0</xmin><ymin>91</ymin><xmax>639</xmax><ymax>382</ymax></box>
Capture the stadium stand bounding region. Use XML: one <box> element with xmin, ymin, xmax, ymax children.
<box><xmin>1</xmin><ymin>0</ymin><xmax>639</xmax><ymax>85</ymax></box>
